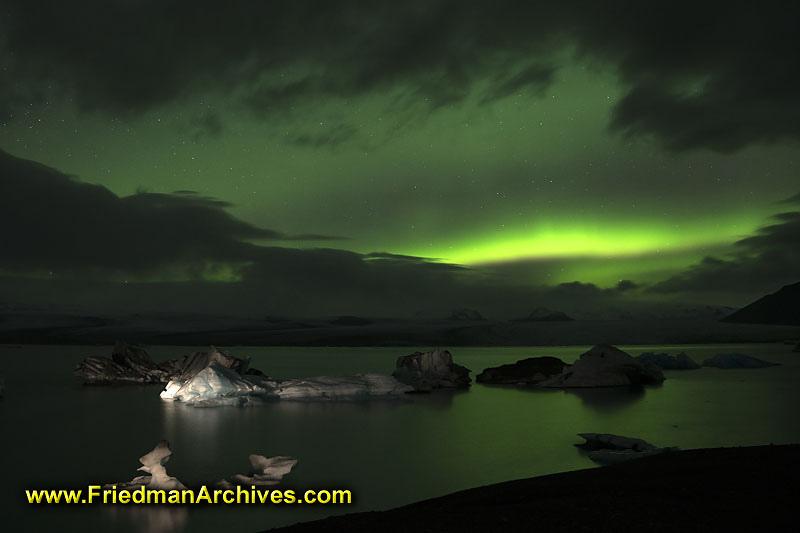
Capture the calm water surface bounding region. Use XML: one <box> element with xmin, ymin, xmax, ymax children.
<box><xmin>1</xmin><ymin>343</ymin><xmax>798</xmax><ymax>532</ymax></box>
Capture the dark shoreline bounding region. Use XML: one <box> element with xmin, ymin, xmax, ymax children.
<box><xmin>2</xmin><ymin>317</ymin><xmax>800</xmax><ymax>347</ymax></box>
<box><xmin>267</xmin><ymin>444</ymin><xmax>799</xmax><ymax>532</ymax></box>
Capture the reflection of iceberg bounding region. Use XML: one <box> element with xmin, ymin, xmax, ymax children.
<box><xmin>108</xmin><ymin>441</ymin><xmax>187</xmax><ymax>490</ymax></box>
<box><xmin>218</xmin><ymin>454</ymin><xmax>298</xmax><ymax>489</ymax></box>
<box><xmin>565</xmin><ymin>386</ymin><xmax>645</xmax><ymax>413</ymax></box>
<box><xmin>161</xmin><ymin>362</ymin><xmax>414</xmax><ymax>406</ymax></box>
<box><xmin>104</xmin><ymin>505</ymin><xmax>188</xmax><ymax>533</ymax></box>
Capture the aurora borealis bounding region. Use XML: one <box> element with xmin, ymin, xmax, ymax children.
<box><xmin>1</xmin><ymin>1</ymin><xmax>799</xmax><ymax>318</ymax></box>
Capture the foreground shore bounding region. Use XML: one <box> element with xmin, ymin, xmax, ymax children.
<box><xmin>268</xmin><ymin>444</ymin><xmax>798</xmax><ymax>532</ymax></box>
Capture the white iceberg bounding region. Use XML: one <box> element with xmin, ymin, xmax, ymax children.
<box><xmin>217</xmin><ymin>454</ymin><xmax>298</xmax><ymax>489</ymax></box>
<box><xmin>108</xmin><ymin>441</ymin><xmax>187</xmax><ymax>491</ymax></box>
<box><xmin>161</xmin><ymin>362</ymin><xmax>413</xmax><ymax>406</ymax></box>
<box><xmin>160</xmin><ymin>362</ymin><xmax>274</xmax><ymax>405</ymax></box>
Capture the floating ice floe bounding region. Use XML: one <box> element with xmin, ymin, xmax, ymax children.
<box><xmin>635</xmin><ymin>351</ymin><xmax>701</xmax><ymax>370</ymax></box>
<box><xmin>161</xmin><ymin>362</ymin><xmax>414</xmax><ymax>406</ymax></box>
<box><xmin>540</xmin><ymin>345</ymin><xmax>665</xmax><ymax>388</ymax></box>
<box><xmin>217</xmin><ymin>454</ymin><xmax>298</xmax><ymax>489</ymax></box>
<box><xmin>392</xmin><ymin>348</ymin><xmax>472</xmax><ymax>391</ymax></box>
<box><xmin>75</xmin><ymin>342</ymin><xmax>172</xmax><ymax>385</ymax></box>
<box><xmin>74</xmin><ymin>343</ymin><xmax>254</xmax><ymax>386</ymax></box>
<box><xmin>108</xmin><ymin>441</ymin><xmax>187</xmax><ymax>491</ymax></box>
<box><xmin>476</xmin><ymin>356</ymin><xmax>567</xmax><ymax>385</ymax></box>
<box><xmin>161</xmin><ymin>347</ymin><xmax>477</xmax><ymax>405</ymax></box>
<box><xmin>576</xmin><ymin>433</ymin><xmax>678</xmax><ymax>464</ymax></box>
<box><xmin>108</xmin><ymin>442</ymin><xmax>298</xmax><ymax>491</ymax></box>
<box><xmin>272</xmin><ymin>373</ymin><xmax>415</xmax><ymax>400</ymax></box>
<box><xmin>702</xmin><ymin>353</ymin><xmax>780</xmax><ymax>369</ymax></box>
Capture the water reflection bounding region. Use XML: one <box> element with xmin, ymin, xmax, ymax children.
<box><xmin>408</xmin><ymin>388</ymin><xmax>469</xmax><ymax>409</ymax></box>
<box><xmin>472</xmin><ymin>382</ymin><xmax>649</xmax><ymax>412</ymax></box>
<box><xmin>104</xmin><ymin>505</ymin><xmax>188</xmax><ymax>533</ymax></box>
<box><xmin>160</xmin><ymin>387</ymin><xmax>469</xmax><ymax>429</ymax></box>
<box><xmin>563</xmin><ymin>386</ymin><xmax>648</xmax><ymax>413</ymax></box>
<box><xmin>474</xmin><ymin>383</ymin><xmax>562</xmax><ymax>397</ymax></box>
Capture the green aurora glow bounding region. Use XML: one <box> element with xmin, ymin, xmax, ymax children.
<box><xmin>1</xmin><ymin>2</ymin><xmax>798</xmax><ymax>312</ymax></box>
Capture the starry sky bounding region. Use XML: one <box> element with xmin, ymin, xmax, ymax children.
<box><xmin>1</xmin><ymin>1</ymin><xmax>799</xmax><ymax>318</ymax></box>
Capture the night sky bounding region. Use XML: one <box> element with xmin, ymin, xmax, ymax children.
<box><xmin>1</xmin><ymin>1</ymin><xmax>798</xmax><ymax>318</ymax></box>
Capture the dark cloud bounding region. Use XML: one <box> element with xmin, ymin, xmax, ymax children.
<box><xmin>364</xmin><ymin>252</ymin><xmax>449</xmax><ymax>264</ymax></box>
<box><xmin>3</xmin><ymin>2</ymin><xmax>799</xmax><ymax>151</ymax></box>
<box><xmin>651</xmin><ymin>206</ymin><xmax>800</xmax><ymax>295</ymax></box>
<box><xmin>615</xmin><ymin>279</ymin><xmax>640</xmax><ymax>292</ymax></box>
<box><xmin>554</xmin><ymin>280</ymin><xmax>642</xmax><ymax>296</ymax></box>
<box><xmin>0</xmin><ymin>149</ymin><xmax>342</xmax><ymax>277</ymax></box>
<box><xmin>0</xmin><ymin>148</ymin><xmax>493</xmax><ymax>315</ymax></box>
<box><xmin>479</xmin><ymin>63</ymin><xmax>555</xmax><ymax>104</ymax></box>
<box><xmin>555</xmin><ymin>281</ymin><xmax>603</xmax><ymax>295</ymax></box>
<box><xmin>289</xmin><ymin>234</ymin><xmax>349</xmax><ymax>242</ymax></box>
<box><xmin>779</xmin><ymin>192</ymin><xmax>800</xmax><ymax>204</ymax></box>
<box><xmin>0</xmin><ymin>148</ymin><xmax>653</xmax><ymax>317</ymax></box>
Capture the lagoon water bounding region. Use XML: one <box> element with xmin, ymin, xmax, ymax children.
<box><xmin>1</xmin><ymin>343</ymin><xmax>799</xmax><ymax>533</ymax></box>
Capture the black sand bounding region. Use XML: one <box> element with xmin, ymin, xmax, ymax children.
<box><xmin>268</xmin><ymin>444</ymin><xmax>799</xmax><ymax>532</ymax></box>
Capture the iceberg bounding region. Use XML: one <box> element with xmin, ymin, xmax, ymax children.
<box><xmin>577</xmin><ymin>432</ymin><xmax>657</xmax><ymax>452</ymax></box>
<box><xmin>108</xmin><ymin>442</ymin><xmax>298</xmax><ymax>491</ymax></box>
<box><xmin>107</xmin><ymin>441</ymin><xmax>187</xmax><ymax>491</ymax></box>
<box><xmin>75</xmin><ymin>343</ymin><xmax>257</xmax><ymax>386</ymax></box>
<box><xmin>541</xmin><ymin>345</ymin><xmax>664</xmax><ymax>388</ymax></box>
<box><xmin>635</xmin><ymin>351</ymin><xmax>701</xmax><ymax>370</ymax></box>
<box><xmin>476</xmin><ymin>356</ymin><xmax>567</xmax><ymax>385</ymax></box>
<box><xmin>575</xmin><ymin>433</ymin><xmax>677</xmax><ymax>464</ymax></box>
<box><xmin>75</xmin><ymin>342</ymin><xmax>171</xmax><ymax>385</ymax></box>
<box><xmin>702</xmin><ymin>353</ymin><xmax>780</xmax><ymax>369</ymax></box>
<box><xmin>217</xmin><ymin>454</ymin><xmax>298</xmax><ymax>489</ymax></box>
<box><xmin>162</xmin><ymin>345</ymin><xmax>253</xmax><ymax>379</ymax></box>
<box><xmin>272</xmin><ymin>373</ymin><xmax>414</xmax><ymax>400</ymax></box>
<box><xmin>392</xmin><ymin>348</ymin><xmax>472</xmax><ymax>391</ymax></box>
<box><xmin>158</xmin><ymin>346</ymin><xmax>475</xmax><ymax>405</ymax></box>
<box><xmin>160</xmin><ymin>362</ymin><xmax>272</xmax><ymax>406</ymax></box>
<box><xmin>161</xmin><ymin>363</ymin><xmax>414</xmax><ymax>406</ymax></box>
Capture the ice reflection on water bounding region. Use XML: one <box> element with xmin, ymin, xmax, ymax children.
<box><xmin>104</xmin><ymin>506</ymin><xmax>188</xmax><ymax>533</ymax></box>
